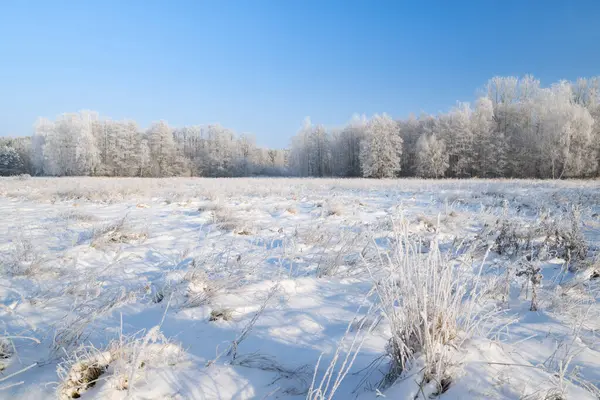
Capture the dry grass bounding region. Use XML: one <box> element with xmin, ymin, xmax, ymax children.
<box><xmin>1</xmin><ymin>177</ymin><xmax>599</xmax><ymax>398</ymax></box>
<box><xmin>371</xmin><ymin>219</ymin><xmax>498</xmax><ymax>392</ymax></box>
<box><xmin>1</xmin><ymin>237</ymin><xmax>44</xmax><ymax>277</ymax></box>
<box><xmin>416</xmin><ymin>214</ymin><xmax>439</xmax><ymax>233</ymax></box>
<box><xmin>0</xmin><ymin>339</ymin><xmax>12</xmax><ymax>361</ymax></box>
<box><xmin>209</xmin><ymin>308</ymin><xmax>234</xmax><ymax>322</ymax></box>
<box><xmin>57</xmin><ymin>326</ymin><xmax>184</xmax><ymax>399</ymax></box>
<box><xmin>60</xmin><ymin>210</ymin><xmax>98</xmax><ymax>222</ymax></box>
<box><xmin>59</xmin><ymin>353</ymin><xmax>110</xmax><ymax>399</ymax></box>
<box><xmin>88</xmin><ymin>218</ymin><xmax>148</xmax><ymax>248</ymax></box>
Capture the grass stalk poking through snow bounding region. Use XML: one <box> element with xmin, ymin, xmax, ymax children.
<box><xmin>369</xmin><ymin>217</ymin><xmax>498</xmax><ymax>394</ymax></box>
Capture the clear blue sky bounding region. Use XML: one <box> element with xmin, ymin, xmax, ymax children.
<box><xmin>1</xmin><ymin>0</ymin><xmax>599</xmax><ymax>147</ymax></box>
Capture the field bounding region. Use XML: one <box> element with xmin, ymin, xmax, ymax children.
<box><xmin>1</xmin><ymin>177</ymin><xmax>600</xmax><ymax>399</ymax></box>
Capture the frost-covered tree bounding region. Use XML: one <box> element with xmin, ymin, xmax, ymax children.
<box><xmin>14</xmin><ymin>74</ymin><xmax>600</xmax><ymax>179</ymax></box>
<box><xmin>309</xmin><ymin>124</ymin><xmax>330</xmax><ymax>177</ymax></box>
<box><xmin>31</xmin><ymin>118</ymin><xmax>52</xmax><ymax>175</ymax></box>
<box><xmin>28</xmin><ymin>111</ymin><xmax>289</xmax><ymax>178</ymax></box>
<box><xmin>485</xmin><ymin>76</ymin><xmax>539</xmax><ymax>177</ymax></box>
<box><xmin>204</xmin><ymin>124</ymin><xmax>237</xmax><ymax>176</ymax></box>
<box><xmin>0</xmin><ymin>146</ymin><xmax>24</xmax><ymax>176</ymax></box>
<box><xmin>444</xmin><ymin>103</ymin><xmax>474</xmax><ymax>177</ymax></box>
<box><xmin>75</xmin><ymin>111</ymin><xmax>100</xmax><ymax>175</ymax></box>
<box><xmin>38</xmin><ymin>112</ymin><xmax>99</xmax><ymax>176</ymax></box>
<box><xmin>138</xmin><ymin>138</ymin><xmax>151</xmax><ymax>177</ymax></box>
<box><xmin>472</xmin><ymin>97</ymin><xmax>506</xmax><ymax>177</ymax></box>
<box><xmin>0</xmin><ymin>137</ymin><xmax>32</xmax><ymax>175</ymax></box>
<box><xmin>93</xmin><ymin>119</ymin><xmax>117</xmax><ymax>176</ymax></box>
<box><xmin>415</xmin><ymin>134</ymin><xmax>448</xmax><ymax>178</ymax></box>
<box><xmin>236</xmin><ymin>133</ymin><xmax>256</xmax><ymax>176</ymax></box>
<box><xmin>174</xmin><ymin>125</ymin><xmax>209</xmax><ymax>176</ymax></box>
<box><xmin>534</xmin><ymin>82</ymin><xmax>594</xmax><ymax>178</ymax></box>
<box><xmin>116</xmin><ymin>121</ymin><xmax>144</xmax><ymax>176</ymax></box>
<box><xmin>146</xmin><ymin>121</ymin><xmax>178</xmax><ymax>177</ymax></box>
<box><xmin>338</xmin><ymin>114</ymin><xmax>367</xmax><ymax>177</ymax></box>
<box><xmin>398</xmin><ymin>114</ymin><xmax>421</xmax><ymax>177</ymax></box>
<box><xmin>289</xmin><ymin>117</ymin><xmax>313</xmax><ymax>176</ymax></box>
<box><xmin>572</xmin><ymin>77</ymin><xmax>600</xmax><ymax>175</ymax></box>
<box><xmin>44</xmin><ymin>115</ymin><xmax>73</xmax><ymax>176</ymax></box>
<box><xmin>359</xmin><ymin>114</ymin><xmax>403</xmax><ymax>178</ymax></box>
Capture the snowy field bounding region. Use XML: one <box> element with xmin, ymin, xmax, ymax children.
<box><xmin>1</xmin><ymin>177</ymin><xmax>600</xmax><ymax>400</ymax></box>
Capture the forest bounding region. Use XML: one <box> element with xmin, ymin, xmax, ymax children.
<box><xmin>1</xmin><ymin>75</ymin><xmax>599</xmax><ymax>179</ymax></box>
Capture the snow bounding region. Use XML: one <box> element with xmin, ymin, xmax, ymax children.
<box><xmin>1</xmin><ymin>177</ymin><xmax>599</xmax><ymax>399</ymax></box>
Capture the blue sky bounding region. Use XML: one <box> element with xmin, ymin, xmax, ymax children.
<box><xmin>1</xmin><ymin>1</ymin><xmax>599</xmax><ymax>147</ymax></box>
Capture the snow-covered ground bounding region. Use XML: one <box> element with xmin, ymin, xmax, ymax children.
<box><xmin>1</xmin><ymin>177</ymin><xmax>599</xmax><ymax>399</ymax></box>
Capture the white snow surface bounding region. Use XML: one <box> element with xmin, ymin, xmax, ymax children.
<box><xmin>0</xmin><ymin>177</ymin><xmax>599</xmax><ymax>399</ymax></box>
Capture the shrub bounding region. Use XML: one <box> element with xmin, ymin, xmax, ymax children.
<box><xmin>493</xmin><ymin>208</ymin><xmax>589</xmax><ymax>268</ymax></box>
<box><xmin>494</xmin><ymin>219</ymin><xmax>532</xmax><ymax>257</ymax></box>
<box><xmin>541</xmin><ymin>208</ymin><xmax>588</xmax><ymax>267</ymax></box>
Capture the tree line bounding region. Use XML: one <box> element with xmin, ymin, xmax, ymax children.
<box><xmin>289</xmin><ymin>76</ymin><xmax>600</xmax><ymax>179</ymax></box>
<box><xmin>1</xmin><ymin>75</ymin><xmax>599</xmax><ymax>179</ymax></box>
<box><xmin>1</xmin><ymin>117</ymin><xmax>287</xmax><ymax>177</ymax></box>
